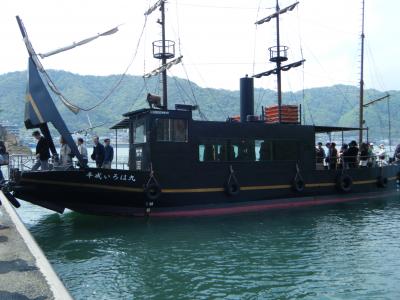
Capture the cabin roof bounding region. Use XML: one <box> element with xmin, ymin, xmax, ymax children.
<box><xmin>314</xmin><ymin>125</ymin><xmax>365</xmax><ymax>133</ymax></box>
<box><xmin>110</xmin><ymin>119</ymin><xmax>129</xmax><ymax>129</ymax></box>
<box><xmin>123</xmin><ymin>108</ymin><xmax>150</xmax><ymax>118</ymax></box>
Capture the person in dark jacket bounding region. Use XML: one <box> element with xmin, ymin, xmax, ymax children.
<box><xmin>345</xmin><ymin>140</ymin><xmax>359</xmax><ymax>168</ymax></box>
<box><xmin>359</xmin><ymin>142</ymin><xmax>369</xmax><ymax>167</ymax></box>
<box><xmin>32</xmin><ymin>131</ymin><xmax>50</xmax><ymax>171</ymax></box>
<box><xmin>393</xmin><ymin>143</ymin><xmax>400</xmax><ymax>162</ymax></box>
<box><xmin>328</xmin><ymin>142</ymin><xmax>338</xmax><ymax>170</ymax></box>
<box><xmin>102</xmin><ymin>138</ymin><xmax>114</xmax><ymax>169</ymax></box>
<box><xmin>0</xmin><ymin>141</ymin><xmax>7</xmax><ymax>183</ymax></box>
<box><xmin>315</xmin><ymin>142</ymin><xmax>325</xmax><ymax>164</ymax></box>
<box><xmin>0</xmin><ymin>141</ymin><xmax>6</xmax><ymax>155</ymax></box>
<box><xmin>91</xmin><ymin>136</ymin><xmax>105</xmax><ymax>168</ymax></box>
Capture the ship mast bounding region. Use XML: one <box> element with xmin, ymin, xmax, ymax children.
<box><xmin>358</xmin><ymin>0</ymin><xmax>365</xmax><ymax>145</ymax></box>
<box><xmin>160</xmin><ymin>0</ymin><xmax>168</xmax><ymax>109</ymax></box>
<box><xmin>144</xmin><ymin>0</ymin><xmax>180</xmax><ymax>110</ymax></box>
<box><xmin>253</xmin><ymin>0</ymin><xmax>304</xmax><ymax>123</ymax></box>
<box><xmin>275</xmin><ymin>0</ymin><xmax>283</xmax><ymax>123</ymax></box>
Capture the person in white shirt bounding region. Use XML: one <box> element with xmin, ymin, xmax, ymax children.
<box><xmin>77</xmin><ymin>137</ymin><xmax>88</xmax><ymax>167</ymax></box>
<box><xmin>377</xmin><ymin>144</ymin><xmax>387</xmax><ymax>166</ymax></box>
<box><xmin>59</xmin><ymin>136</ymin><xmax>73</xmax><ymax>168</ymax></box>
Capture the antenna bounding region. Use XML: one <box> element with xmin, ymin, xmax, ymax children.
<box><xmin>253</xmin><ymin>0</ymin><xmax>304</xmax><ymax>123</ymax></box>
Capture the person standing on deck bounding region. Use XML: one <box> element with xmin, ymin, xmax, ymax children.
<box><xmin>77</xmin><ymin>138</ymin><xmax>88</xmax><ymax>167</ymax></box>
<box><xmin>316</xmin><ymin>142</ymin><xmax>325</xmax><ymax>163</ymax></box>
<box><xmin>324</xmin><ymin>142</ymin><xmax>331</xmax><ymax>169</ymax></box>
<box><xmin>91</xmin><ymin>136</ymin><xmax>105</xmax><ymax>168</ymax></box>
<box><xmin>359</xmin><ymin>143</ymin><xmax>369</xmax><ymax>167</ymax></box>
<box><xmin>346</xmin><ymin>140</ymin><xmax>359</xmax><ymax>168</ymax></box>
<box><xmin>377</xmin><ymin>144</ymin><xmax>387</xmax><ymax>166</ymax></box>
<box><xmin>0</xmin><ymin>154</ymin><xmax>5</xmax><ymax>184</ymax></box>
<box><xmin>393</xmin><ymin>143</ymin><xmax>400</xmax><ymax>162</ymax></box>
<box><xmin>59</xmin><ymin>136</ymin><xmax>73</xmax><ymax>168</ymax></box>
<box><xmin>32</xmin><ymin>130</ymin><xmax>50</xmax><ymax>171</ymax></box>
<box><xmin>102</xmin><ymin>138</ymin><xmax>114</xmax><ymax>169</ymax></box>
<box><xmin>329</xmin><ymin>143</ymin><xmax>338</xmax><ymax>170</ymax></box>
<box><xmin>0</xmin><ymin>141</ymin><xmax>7</xmax><ymax>184</ymax></box>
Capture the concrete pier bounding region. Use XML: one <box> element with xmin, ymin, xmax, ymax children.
<box><xmin>0</xmin><ymin>191</ymin><xmax>72</xmax><ymax>300</ymax></box>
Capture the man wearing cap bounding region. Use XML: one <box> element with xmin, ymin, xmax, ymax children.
<box><xmin>32</xmin><ymin>130</ymin><xmax>50</xmax><ymax>171</ymax></box>
<box><xmin>102</xmin><ymin>138</ymin><xmax>114</xmax><ymax>169</ymax></box>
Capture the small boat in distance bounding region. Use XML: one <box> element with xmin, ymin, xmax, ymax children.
<box><xmin>1</xmin><ymin>0</ymin><xmax>399</xmax><ymax>217</ymax></box>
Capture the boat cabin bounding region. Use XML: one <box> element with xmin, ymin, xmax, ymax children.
<box><xmin>111</xmin><ymin>104</ymin><xmax>319</xmax><ymax>174</ymax></box>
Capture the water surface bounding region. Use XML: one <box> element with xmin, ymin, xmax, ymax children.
<box><xmin>17</xmin><ymin>196</ymin><xmax>400</xmax><ymax>299</ymax></box>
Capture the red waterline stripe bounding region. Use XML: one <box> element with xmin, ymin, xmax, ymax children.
<box><xmin>150</xmin><ymin>191</ymin><xmax>399</xmax><ymax>218</ymax></box>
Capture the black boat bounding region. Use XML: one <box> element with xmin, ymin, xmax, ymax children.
<box><xmin>2</xmin><ymin>1</ymin><xmax>399</xmax><ymax>217</ymax></box>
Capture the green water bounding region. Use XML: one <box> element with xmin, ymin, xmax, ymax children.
<box><xmin>17</xmin><ymin>196</ymin><xmax>400</xmax><ymax>299</ymax></box>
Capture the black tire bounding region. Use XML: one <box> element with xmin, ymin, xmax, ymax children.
<box><xmin>225</xmin><ymin>180</ymin><xmax>240</xmax><ymax>196</ymax></box>
<box><xmin>377</xmin><ymin>176</ymin><xmax>388</xmax><ymax>188</ymax></box>
<box><xmin>292</xmin><ymin>178</ymin><xmax>305</xmax><ymax>192</ymax></box>
<box><xmin>145</xmin><ymin>183</ymin><xmax>162</xmax><ymax>201</ymax></box>
<box><xmin>336</xmin><ymin>174</ymin><xmax>353</xmax><ymax>193</ymax></box>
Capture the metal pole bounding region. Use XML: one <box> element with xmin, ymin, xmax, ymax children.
<box><xmin>161</xmin><ymin>0</ymin><xmax>168</xmax><ymax>110</ymax></box>
<box><xmin>299</xmin><ymin>104</ymin><xmax>302</xmax><ymax>124</ymax></box>
<box><xmin>387</xmin><ymin>98</ymin><xmax>392</xmax><ymax>154</ymax></box>
<box><xmin>358</xmin><ymin>0</ymin><xmax>365</xmax><ymax>145</ymax></box>
<box><xmin>276</xmin><ymin>0</ymin><xmax>282</xmax><ymax>123</ymax></box>
<box><xmin>115</xmin><ymin>129</ymin><xmax>118</xmax><ymax>169</ymax></box>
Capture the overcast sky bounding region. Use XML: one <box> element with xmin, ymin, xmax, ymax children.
<box><xmin>1</xmin><ymin>0</ymin><xmax>399</xmax><ymax>92</ymax></box>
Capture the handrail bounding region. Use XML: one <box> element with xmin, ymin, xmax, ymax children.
<box><xmin>6</xmin><ymin>154</ymin><xmax>130</xmax><ymax>174</ymax></box>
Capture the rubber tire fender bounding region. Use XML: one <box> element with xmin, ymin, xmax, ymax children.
<box><xmin>336</xmin><ymin>174</ymin><xmax>353</xmax><ymax>193</ymax></box>
<box><xmin>145</xmin><ymin>183</ymin><xmax>162</xmax><ymax>201</ymax></box>
<box><xmin>377</xmin><ymin>176</ymin><xmax>388</xmax><ymax>188</ymax></box>
<box><xmin>225</xmin><ymin>180</ymin><xmax>240</xmax><ymax>197</ymax></box>
<box><xmin>292</xmin><ymin>178</ymin><xmax>305</xmax><ymax>192</ymax></box>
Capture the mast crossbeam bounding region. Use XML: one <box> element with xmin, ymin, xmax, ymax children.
<box><xmin>255</xmin><ymin>1</ymin><xmax>299</xmax><ymax>25</ymax></box>
<box><xmin>253</xmin><ymin>59</ymin><xmax>305</xmax><ymax>78</ymax></box>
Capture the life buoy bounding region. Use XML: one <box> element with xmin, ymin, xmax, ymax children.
<box><xmin>225</xmin><ymin>179</ymin><xmax>240</xmax><ymax>196</ymax></box>
<box><xmin>377</xmin><ymin>176</ymin><xmax>388</xmax><ymax>188</ymax></box>
<box><xmin>292</xmin><ymin>178</ymin><xmax>305</xmax><ymax>192</ymax></box>
<box><xmin>336</xmin><ymin>174</ymin><xmax>353</xmax><ymax>192</ymax></box>
<box><xmin>144</xmin><ymin>183</ymin><xmax>162</xmax><ymax>200</ymax></box>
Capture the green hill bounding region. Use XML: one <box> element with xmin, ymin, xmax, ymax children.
<box><xmin>0</xmin><ymin>70</ymin><xmax>398</xmax><ymax>142</ymax></box>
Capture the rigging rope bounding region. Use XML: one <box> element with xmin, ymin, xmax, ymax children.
<box><xmin>172</xmin><ymin>0</ymin><xmax>207</xmax><ymax>120</ymax></box>
<box><xmin>296</xmin><ymin>4</ymin><xmax>313</xmax><ymax>125</ymax></box>
<box><xmin>43</xmin><ymin>16</ymin><xmax>149</xmax><ymax>114</ymax></box>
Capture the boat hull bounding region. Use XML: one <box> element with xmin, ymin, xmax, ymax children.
<box><xmin>10</xmin><ymin>165</ymin><xmax>400</xmax><ymax>217</ymax></box>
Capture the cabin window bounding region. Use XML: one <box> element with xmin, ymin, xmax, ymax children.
<box><xmin>257</xmin><ymin>140</ymin><xmax>273</xmax><ymax>161</ymax></box>
<box><xmin>156</xmin><ymin>119</ymin><xmax>188</xmax><ymax>142</ymax></box>
<box><xmin>231</xmin><ymin>140</ymin><xmax>256</xmax><ymax>161</ymax></box>
<box><xmin>199</xmin><ymin>142</ymin><xmax>226</xmax><ymax>162</ymax></box>
<box><xmin>133</xmin><ymin>122</ymin><xmax>146</xmax><ymax>144</ymax></box>
<box><xmin>198</xmin><ymin>139</ymin><xmax>299</xmax><ymax>162</ymax></box>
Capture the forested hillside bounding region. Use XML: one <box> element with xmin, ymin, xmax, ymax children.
<box><xmin>0</xmin><ymin>70</ymin><xmax>398</xmax><ymax>141</ymax></box>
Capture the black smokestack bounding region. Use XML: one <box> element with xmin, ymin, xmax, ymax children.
<box><xmin>240</xmin><ymin>76</ymin><xmax>254</xmax><ymax>122</ymax></box>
